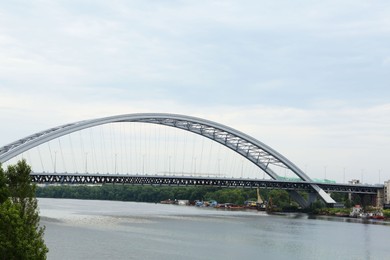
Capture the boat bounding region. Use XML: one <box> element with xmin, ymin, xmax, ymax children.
<box><xmin>160</xmin><ymin>199</ymin><xmax>175</xmax><ymax>204</ymax></box>
<box><xmin>370</xmin><ymin>215</ymin><xmax>385</xmax><ymax>220</ymax></box>
<box><xmin>335</xmin><ymin>212</ymin><xmax>349</xmax><ymax>217</ymax></box>
<box><xmin>349</xmin><ymin>206</ymin><xmax>385</xmax><ymax>220</ymax></box>
<box><xmin>369</xmin><ymin>211</ymin><xmax>385</xmax><ymax>220</ymax></box>
<box><xmin>208</xmin><ymin>200</ymin><xmax>218</xmax><ymax>207</ymax></box>
<box><xmin>227</xmin><ymin>204</ymin><xmax>244</xmax><ymax>210</ymax></box>
<box><xmin>195</xmin><ymin>200</ymin><xmax>204</xmax><ymax>207</ymax></box>
<box><xmin>244</xmin><ymin>200</ymin><xmax>257</xmax><ymax>209</ymax></box>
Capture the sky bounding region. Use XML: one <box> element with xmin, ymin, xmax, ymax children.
<box><xmin>0</xmin><ymin>0</ymin><xmax>389</xmax><ymax>184</ymax></box>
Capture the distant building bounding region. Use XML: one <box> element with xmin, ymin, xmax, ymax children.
<box><xmin>348</xmin><ymin>179</ymin><xmax>360</xmax><ymax>185</ymax></box>
<box><xmin>348</xmin><ymin>179</ymin><xmax>361</xmax><ymax>201</ymax></box>
<box><xmin>384</xmin><ymin>180</ymin><xmax>390</xmax><ymax>204</ymax></box>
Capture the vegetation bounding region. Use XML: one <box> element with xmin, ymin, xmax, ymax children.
<box><xmin>313</xmin><ymin>207</ymin><xmax>351</xmax><ymax>216</ymax></box>
<box><xmin>37</xmin><ymin>185</ymin><xmax>257</xmax><ymax>205</ymax></box>
<box><xmin>36</xmin><ymin>180</ymin><xmax>386</xmax><ymax>217</ymax></box>
<box><xmin>38</xmin><ymin>185</ymin><xmax>216</xmax><ymax>203</ymax></box>
<box><xmin>0</xmin><ymin>160</ymin><xmax>48</xmax><ymax>260</ymax></box>
<box><xmin>36</xmin><ymin>184</ymin><xmax>305</xmax><ymax>211</ymax></box>
<box><xmin>383</xmin><ymin>210</ymin><xmax>390</xmax><ymax>219</ymax></box>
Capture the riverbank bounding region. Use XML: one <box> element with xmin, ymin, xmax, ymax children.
<box><xmin>37</xmin><ymin>185</ymin><xmax>388</xmax><ymax>220</ymax></box>
<box><xmin>166</xmin><ymin>199</ymin><xmax>390</xmax><ymax>221</ymax></box>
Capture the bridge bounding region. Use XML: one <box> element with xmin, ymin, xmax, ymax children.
<box><xmin>30</xmin><ymin>173</ymin><xmax>381</xmax><ymax>195</ymax></box>
<box><xmin>0</xmin><ymin>113</ymin><xmax>383</xmax><ymax>207</ymax></box>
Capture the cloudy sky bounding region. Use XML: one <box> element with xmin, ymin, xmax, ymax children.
<box><xmin>1</xmin><ymin>0</ymin><xmax>389</xmax><ymax>184</ymax></box>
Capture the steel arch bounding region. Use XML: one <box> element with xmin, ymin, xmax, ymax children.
<box><xmin>0</xmin><ymin>113</ymin><xmax>335</xmax><ymax>205</ymax></box>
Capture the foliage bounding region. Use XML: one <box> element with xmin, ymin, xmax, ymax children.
<box><xmin>330</xmin><ymin>192</ymin><xmax>347</xmax><ymax>203</ymax></box>
<box><xmin>268</xmin><ymin>190</ymin><xmax>291</xmax><ymax>209</ymax></box>
<box><xmin>204</xmin><ymin>188</ymin><xmax>255</xmax><ymax>205</ymax></box>
<box><xmin>36</xmin><ymin>184</ymin><xmax>302</xmax><ymax>211</ymax></box>
<box><xmin>306</xmin><ymin>200</ymin><xmax>325</xmax><ymax>214</ymax></box>
<box><xmin>37</xmin><ymin>185</ymin><xmax>262</xmax><ymax>205</ymax></box>
<box><xmin>38</xmin><ymin>184</ymin><xmax>384</xmax><ymax>215</ymax></box>
<box><xmin>0</xmin><ymin>167</ymin><xmax>8</xmax><ymax>204</ymax></box>
<box><xmin>330</xmin><ymin>192</ymin><xmax>356</xmax><ymax>208</ymax></box>
<box><xmin>0</xmin><ymin>160</ymin><xmax>48</xmax><ymax>259</ymax></box>
<box><xmin>316</xmin><ymin>207</ymin><xmax>350</xmax><ymax>216</ymax></box>
<box><xmin>382</xmin><ymin>209</ymin><xmax>390</xmax><ymax>219</ymax></box>
<box><xmin>37</xmin><ymin>185</ymin><xmax>221</xmax><ymax>203</ymax></box>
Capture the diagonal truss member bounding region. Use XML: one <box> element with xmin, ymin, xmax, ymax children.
<box><xmin>0</xmin><ymin>113</ymin><xmax>335</xmax><ymax>207</ymax></box>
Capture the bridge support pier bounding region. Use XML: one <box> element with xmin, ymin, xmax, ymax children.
<box><xmin>308</xmin><ymin>192</ymin><xmax>318</xmax><ymax>205</ymax></box>
<box><xmin>376</xmin><ymin>189</ymin><xmax>384</xmax><ymax>208</ymax></box>
<box><xmin>288</xmin><ymin>191</ymin><xmax>325</xmax><ymax>208</ymax></box>
<box><xmin>288</xmin><ymin>191</ymin><xmax>312</xmax><ymax>208</ymax></box>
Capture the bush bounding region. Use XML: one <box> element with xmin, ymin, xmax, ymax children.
<box><xmin>0</xmin><ymin>160</ymin><xmax>48</xmax><ymax>259</ymax></box>
<box><xmin>383</xmin><ymin>209</ymin><xmax>390</xmax><ymax>219</ymax></box>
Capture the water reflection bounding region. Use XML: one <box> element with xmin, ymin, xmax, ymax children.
<box><xmin>308</xmin><ymin>214</ymin><xmax>390</xmax><ymax>226</ymax></box>
<box><xmin>39</xmin><ymin>198</ymin><xmax>390</xmax><ymax>260</ymax></box>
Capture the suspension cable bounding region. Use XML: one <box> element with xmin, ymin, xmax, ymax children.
<box><xmin>79</xmin><ymin>131</ymin><xmax>86</xmax><ymax>173</ymax></box>
<box><xmin>47</xmin><ymin>142</ymin><xmax>54</xmax><ymax>172</ymax></box>
<box><xmin>100</xmin><ymin>126</ymin><xmax>108</xmax><ymax>174</ymax></box>
<box><xmin>68</xmin><ymin>134</ymin><xmax>76</xmax><ymax>173</ymax></box>
<box><xmin>58</xmin><ymin>138</ymin><xmax>67</xmax><ymax>173</ymax></box>
<box><xmin>37</xmin><ymin>146</ymin><xmax>45</xmax><ymax>172</ymax></box>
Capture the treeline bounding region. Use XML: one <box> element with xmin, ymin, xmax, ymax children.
<box><xmin>37</xmin><ymin>185</ymin><xmax>220</xmax><ymax>203</ymax></box>
<box><xmin>36</xmin><ymin>184</ymin><xmax>364</xmax><ymax>212</ymax></box>
<box><xmin>36</xmin><ymin>184</ymin><xmax>298</xmax><ymax>208</ymax></box>
<box><xmin>1</xmin><ymin>160</ymin><xmax>48</xmax><ymax>259</ymax></box>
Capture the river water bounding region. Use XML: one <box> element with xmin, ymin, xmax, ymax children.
<box><xmin>38</xmin><ymin>198</ymin><xmax>389</xmax><ymax>260</ymax></box>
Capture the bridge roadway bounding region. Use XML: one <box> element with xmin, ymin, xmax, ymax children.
<box><xmin>31</xmin><ymin>173</ymin><xmax>382</xmax><ymax>195</ymax></box>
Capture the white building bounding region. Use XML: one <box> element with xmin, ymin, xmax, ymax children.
<box><xmin>384</xmin><ymin>180</ymin><xmax>390</xmax><ymax>204</ymax></box>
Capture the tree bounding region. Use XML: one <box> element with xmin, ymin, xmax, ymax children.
<box><xmin>0</xmin><ymin>166</ymin><xmax>9</xmax><ymax>204</ymax></box>
<box><xmin>0</xmin><ymin>160</ymin><xmax>48</xmax><ymax>259</ymax></box>
<box><xmin>268</xmin><ymin>189</ymin><xmax>291</xmax><ymax>209</ymax></box>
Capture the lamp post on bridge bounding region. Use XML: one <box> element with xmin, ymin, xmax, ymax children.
<box><xmin>85</xmin><ymin>152</ymin><xmax>88</xmax><ymax>174</ymax></box>
<box><xmin>343</xmin><ymin>167</ymin><xmax>346</xmax><ymax>183</ymax></box>
<box><xmin>240</xmin><ymin>160</ymin><xmax>243</xmax><ymax>178</ymax></box>
<box><xmin>114</xmin><ymin>153</ymin><xmax>117</xmax><ymax>174</ymax></box>
<box><xmin>194</xmin><ymin>157</ymin><xmax>197</xmax><ymax>174</ymax></box>
<box><xmin>142</xmin><ymin>154</ymin><xmax>145</xmax><ymax>174</ymax></box>
<box><xmin>54</xmin><ymin>151</ymin><xmax>57</xmax><ymax>173</ymax></box>
<box><xmin>324</xmin><ymin>166</ymin><xmax>327</xmax><ymax>180</ymax></box>
<box><xmin>218</xmin><ymin>158</ymin><xmax>220</xmax><ymax>176</ymax></box>
<box><xmin>169</xmin><ymin>155</ymin><xmax>171</xmax><ymax>174</ymax></box>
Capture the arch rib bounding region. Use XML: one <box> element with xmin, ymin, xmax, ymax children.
<box><xmin>0</xmin><ymin>113</ymin><xmax>335</xmax><ymax>205</ymax></box>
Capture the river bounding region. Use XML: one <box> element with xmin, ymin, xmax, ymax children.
<box><xmin>38</xmin><ymin>198</ymin><xmax>389</xmax><ymax>260</ymax></box>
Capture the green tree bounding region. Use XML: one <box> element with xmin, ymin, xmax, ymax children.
<box><xmin>268</xmin><ymin>189</ymin><xmax>290</xmax><ymax>209</ymax></box>
<box><xmin>0</xmin><ymin>166</ymin><xmax>9</xmax><ymax>204</ymax></box>
<box><xmin>0</xmin><ymin>160</ymin><xmax>48</xmax><ymax>259</ymax></box>
<box><xmin>206</xmin><ymin>189</ymin><xmax>246</xmax><ymax>204</ymax></box>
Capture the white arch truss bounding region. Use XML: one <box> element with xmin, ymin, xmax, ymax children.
<box><xmin>0</xmin><ymin>113</ymin><xmax>335</xmax><ymax>205</ymax></box>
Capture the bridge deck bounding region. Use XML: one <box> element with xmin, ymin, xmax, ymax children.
<box><xmin>31</xmin><ymin>173</ymin><xmax>382</xmax><ymax>194</ymax></box>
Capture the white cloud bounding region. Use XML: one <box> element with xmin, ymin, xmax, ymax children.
<box><xmin>1</xmin><ymin>0</ymin><xmax>389</xmax><ymax>184</ymax></box>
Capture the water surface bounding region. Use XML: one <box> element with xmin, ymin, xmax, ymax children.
<box><xmin>39</xmin><ymin>198</ymin><xmax>390</xmax><ymax>260</ymax></box>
